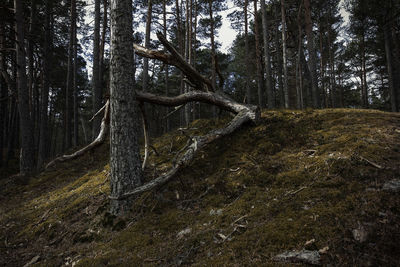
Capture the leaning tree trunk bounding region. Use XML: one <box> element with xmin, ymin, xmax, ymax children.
<box><xmin>15</xmin><ymin>0</ymin><xmax>35</xmax><ymax>174</ymax></box>
<box><xmin>109</xmin><ymin>0</ymin><xmax>143</xmax><ymax>215</ymax></box>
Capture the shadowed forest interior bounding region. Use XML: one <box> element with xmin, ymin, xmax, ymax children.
<box><xmin>1</xmin><ymin>0</ymin><xmax>400</xmax><ymax>266</ymax></box>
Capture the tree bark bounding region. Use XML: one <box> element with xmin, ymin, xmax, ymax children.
<box><xmin>73</xmin><ymin>8</ymin><xmax>78</xmax><ymax>147</ymax></box>
<box><xmin>142</xmin><ymin>0</ymin><xmax>153</xmax><ymax>92</ymax></box>
<box><xmin>254</xmin><ymin>0</ymin><xmax>265</xmax><ymax>108</ymax></box>
<box><xmin>15</xmin><ymin>0</ymin><xmax>35</xmax><ymax>174</ymax></box>
<box><xmin>360</xmin><ymin>31</ymin><xmax>368</xmax><ymax>108</ymax></box>
<box><xmin>274</xmin><ymin>3</ymin><xmax>284</xmax><ymax>107</ymax></box>
<box><xmin>281</xmin><ymin>0</ymin><xmax>289</xmax><ymax>108</ymax></box>
<box><xmin>65</xmin><ymin>0</ymin><xmax>76</xmax><ymax>149</ymax></box>
<box><xmin>163</xmin><ymin>0</ymin><xmax>170</xmax><ymax>132</ymax></box>
<box><xmin>260</xmin><ymin>0</ymin><xmax>274</xmax><ymax>109</ymax></box>
<box><xmin>303</xmin><ymin>0</ymin><xmax>320</xmax><ymax>108</ymax></box>
<box><xmin>27</xmin><ymin>0</ymin><xmax>37</xmax><ymax>149</ymax></box>
<box><xmin>384</xmin><ymin>23</ymin><xmax>398</xmax><ymax>112</ymax></box>
<box><xmin>296</xmin><ymin>3</ymin><xmax>304</xmax><ymax>109</ymax></box>
<box><xmin>244</xmin><ymin>0</ymin><xmax>251</xmax><ymax>104</ymax></box>
<box><xmin>184</xmin><ymin>0</ymin><xmax>193</xmax><ymax>125</ymax></box>
<box><xmin>327</xmin><ymin>19</ymin><xmax>336</xmax><ymax>108</ymax></box>
<box><xmin>37</xmin><ymin>0</ymin><xmax>52</xmax><ymax>169</ymax></box>
<box><xmin>110</xmin><ymin>0</ymin><xmax>143</xmax><ymax>215</ymax></box>
<box><xmin>99</xmin><ymin>0</ymin><xmax>108</xmax><ymax>95</ymax></box>
<box><xmin>93</xmin><ymin>0</ymin><xmax>102</xmax><ymax>140</ymax></box>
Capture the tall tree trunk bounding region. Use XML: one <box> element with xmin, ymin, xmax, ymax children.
<box><xmin>99</xmin><ymin>0</ymin><xmax>108</xmax><ymax>95</ymax></box>
<box><xmin>175</xmin><ymin>0</ymin><xmax>185</xmax><ymax>124</ymax></box>
<box><xmin>244</xmin><ymin>0</ymin><xmax>251</xmax><ymax>104</ymax></box>
<box><xmin>73</xmin><ymin>12</ymin><xmax>78</xmax><ymax>147</ymax></box>
<box><xmin>65</xmin><ymin>0</ymin><xmax>76</xmax><ymax>149</ymax></box>
<box><xmin>0</xmin><ymin>77</ymin><xmax>5</xmax><ymax>167</ymax></box>
<box><xmin>208</xmin><ymin>0</ymin><xmax>218</xmax><ymax>117</ymax></box>
<box><xmin>209</xmin><ymin>0</ymin><xmax>217</xmax><ymax>116</ymax></box>
<box><xmin>274</xmin><ymin>3</ymin><xmax>284</xmax><ymax>107</ymax></box>
<box><xmin>0</xmin><ymin>19</ymin><xmax>6</xmax><ymax>167</ymax></box>
<box><xmin>15</xmin><ymin>0</ymin><xmax>35</xmax><ymax>174</ymax></box>
<box><xmin>7</xmin><ymin>101</ymin><xmax>18</xmax><ymax>164</ymax></box>
<box><xmin>384</xmin><ymin>22</ymin><xmax>398</xmax><ymax>112</ymax></box>
<box><xmin>142</xmin><ymin>0</ymin><xmax>152</xmax><ymax>92</ymax></box>
<box><xmin>192</xmin><ymin>0</ymin><xmax>200</xmax><ymax>119</ymax></box>
<box><xmin>319</xmin><ymin>21</ymin><xmax>327</xmax><ymax>108</ymax></box>
<box><xmin>37</xmin><ymin>0</ymin><xmax>52</xmax><ymax>168</ymax></box>
<box><xmin>110</xmin><ymin>0</ymin><xmax>143</xmax><ymax>215</ymax></box>
<box><xmin>296</xmin><ymin>2</ymin><xmax>304</xmax><ymax>109</ymax></box>
<box><xmin>184</xmin><ymin>0</ymin><xmax>193</xmax><ymax>125</ymax></box>
<box><xmin>327</xmin><ymin>21</ymin><xmax>336</xmax><ymax>108</ymax></box>
<box><xmin>260</xmin><ymin>0</ymin><xmax>274</xmax><ymax>109</ymax></box>
<box><xmin>303</xmin><ymin>0</ymin><xmax>320</xmax><ymax>108</ymax></box>
<box><xmin>392</xmin><ymin>25</ymin><xmax>400</xmax><ymax>112</ymax></box>
<box><xmin>93</xmin><ymin>0</ymin><xmax>102</xmax><ymax>139</ymax></box>
<box><xmin>254</xmin><ymin>0</ymin><xmax>265</xmax><ymax>108</ymax></box>
<box><xmin>163</xmin><ymin>0</ymin><xmax>170</xmax><ymax>131</ymax></box>
<box><xmin>281</xmin><ymin>0</ymin><xmax>289</xmax><ymax>108</ymax></box>
<box><xmin>27</xmin><ymin>0</ymin><xmax>36</xmax><ymax>150</ymax></box>
<box><xmin>361</xmin><ymin>31</ymin><xmax>368</xmax><ymax>108</ymax></box>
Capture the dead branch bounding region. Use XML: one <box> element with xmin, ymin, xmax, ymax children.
<box><xmin>109</xmin><ymin>110</ymin><xmax>253</xmax><ymax>199</ymax></box>
<box><xmin>140</xmin><ymin>102</ymin><xmax>150</xmax><ymax>171</ymax></box>
<box><xmin>89</xmin><ymin>102</ymin><xmax>107</xmax><ymax>122</ymax></box>
<box><xmin>134</xmin><ymin>32</ymin><xmax>213</xmax><ymax>92</ymax></box>
<box><xmin>136</xmin><ymin>90</ymin><xmax>259</xmax><ymax>120</ymax></box>
<box><xmin>359</xmin><ymin>155</ymin><xmax>383</xmax><ymax>169</ymax></box>
<box><xmin>45</xmin><ymin>100</ymin><xmax>110</xmax><ymax>169</ymax></box>
<box><xmin>163</xmin><ymin>104</ymin><xmax>184</xmax><ymax>119</ymax></box>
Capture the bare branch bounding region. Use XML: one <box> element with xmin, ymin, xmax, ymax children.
<box><xmin>140</xmin><ymin>102</ymin><xmax>150</xmax><ymax>171</ymax></box>
<box><xmin>89</xmin><ymin>102</ymin><xmax>107</xmax><ymax>122</ymax></box>
<box><xmin>109</xmin><ymin>110</ymin><xmax>252</xmax><ymax>199</ymax></box>
<box><xmin>136</xmin><ymin>90</ymin><xmax>260</xmax><ymax>121</ymax></box>
<box><xmin>45</xmin><ymin>100</ymin><xmax>110</xmax><ymax>169</ymax></box>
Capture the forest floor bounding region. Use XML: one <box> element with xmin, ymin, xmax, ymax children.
<box><xmin>1</xmin><ymin>108</ymin><xmax>400</xmax><ymax>266</ymax></box>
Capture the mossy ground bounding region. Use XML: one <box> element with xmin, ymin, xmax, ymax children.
<box><xmin>1</xmin><ymin>109</ymin><xmax>400</xmax><ymax>266</ymax></box>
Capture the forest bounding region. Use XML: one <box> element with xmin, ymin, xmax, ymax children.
<box><xmin>1</xmin><ymin>0</ymin><xmax>400</xmax><ymax>266</ymax></box>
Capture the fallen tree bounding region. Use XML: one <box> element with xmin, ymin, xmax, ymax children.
<box><xmin>46</xmin><ymin>32</ymin><xmax>260</xmax><ymax>197</ymax></box>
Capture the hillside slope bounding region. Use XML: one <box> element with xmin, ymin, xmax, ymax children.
<box><xmin>1</xmin><ymin>109</ymin><xmax>400</xmax><ymax>266</ymax></box>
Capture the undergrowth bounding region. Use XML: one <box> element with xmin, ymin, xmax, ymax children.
<box><xmin>1</xmin><ymin>109</ymin><xmax>400</xmax><ymax>266</ymax></box>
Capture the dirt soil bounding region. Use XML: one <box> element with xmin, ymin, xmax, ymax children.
<box><xmin>1</xmin><ymin>108</ymin><xmax>400</xmax><ymax>266</ymax></box>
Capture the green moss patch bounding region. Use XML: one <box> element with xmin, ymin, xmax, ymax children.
<box><xmin>1</xmin><ymin>109</ymin><xmax>400</xmax><ymax>266</ymax></box>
